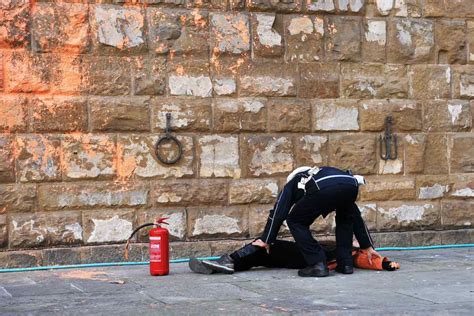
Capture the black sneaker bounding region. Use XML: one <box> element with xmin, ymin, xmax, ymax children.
<box><xmin>298</xmin><ymin>262</ymin><xmax>330</xmax><ymax>277</ymax></box>
<box><xmin>201</xmin><ymin>255</ymin><xmax>234</xmax><ymax>274</ymax></box>
<box><xmin>335</xmin><ymin>265</ymin><xmax>354</xmax><ymax>274</ymax></box>
<box><xmin>188</xmin><ymin>258</ymin><xmax>214</xmax><ymax>274</ymax></box>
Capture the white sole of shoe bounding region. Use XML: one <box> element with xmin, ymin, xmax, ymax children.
<box><xmin>201</xmin><ymin>260</ymin><xmax>234</xmax><ymax>274</ymax></box>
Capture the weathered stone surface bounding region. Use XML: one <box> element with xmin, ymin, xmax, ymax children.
<box><xmin>0</xmin><ymin>95</ymin><xmax>28</xmax><ymax>132</ymax></box>
<box><xmin>359</xmin><ymin>176</ymin><xmax>415</xmax><ymax>201</ymax></box>
<box><xmin>83</xmin><ymin>210</ymin><xmax>134</xmax><ymax>244</ymax></box>
<box><xmin>0</xmin><ymin>136</ymin><xmax>15</xmax><ymax>183</ymax></box>
<box><xmin>328</xmin><ymin>134</ymin><xmax>377</xmax><ymax>174</ymax></box>
<box><xmin>90</xmin><ymin>97</ymin><xmax>150</xmax><ymax>132</ymax></box>
<box><xmin>239</xmin><ymin>62</ymin><xmax>297</xmax><ymax>96</ymax></box>
<box><xmin>147</xmin><ymin>8</ymin><xmax>209</xmax><ymax>57</ymax></box>
<box><xmin>80</xmin><ymin>243</ymin><xmax>147</xmax><ymax>263</ymax></box>
<box><xmin>0</xmin><ymin>184</ymin><xmax>36</xmax><ymax>213</ymax></box>
<box><xmin>421</xmin><ymin>0</ymin><xmax>443</xmax><ymax>17</ymax></box>
<box><xmin>229</xmin><ymin>179</ymin><xmax>279</xmax><ymax>204</ymax></box>
<box><xmin>326</xmin><ymin>16</ymin><xmax>361</xmax><ymax>61</ymax></box>
<box><xmin>132</xmin><ymin>57</ymin><xmax>166</xmax><ymax>96</ymax></box>
<box><xmin>31</xmin><ymin>96</ymin><xmax>87</xmax><ymax>132</ymax></box>
<box><xmin>393</xmin><ymin>0</ymin><xmax>422</xmax><ymax>17</ymax></box>
<box><xmin>137</xmin><ymin>208</ymin><xmax>186</xmax><ymax>241</ymax></box>
<box><xmin>210</xmin><ymin>13</ymin><xmax>250</xmax><ymax>55</ymax></box>
<box><xmin>38</xmin><ymin>183</ymin><xmax>148</xmax><ymax>211</ymax></box>
<box><xmin>198</xmin><ymin>135</ymin><xmax>240</xmax><ymax>178</ymax></box>
<box><xmin>50</xmin><ymin>54</ymin><xmax>82</xmax><ymax>94</ymax></box>
<box><xmin>294</xmin><ymin>135</ymin><xmax>329</xmax><ymax>166</ymax></box>
<box><xmin>469</xmin><ymin>21</ymin><xmax>474</xmax><ymax>64</ymax></box>
<box><xmin>43</xmin><ymin>248</ymin><xmax>81</xmax><ymax>266</ymax></box>
<box><xmin>449</xmin><ymin>174</ymin><xmax>474</xmax><ymax>199</ymax></box>
<box><xmin>372</xmin><ymin>232</ymin><xmax>410</xmax><ymax>247</ymax></box>
<box><xmin>268</xmin><ymin>99</ymin><xmax>311</xmax><ymax>132</ymax></box>
<box><xmin>362</xmin><ymin>19</ymin><xmax>386</xmax><ymax>62</ymax></box>
<box><xmin>0</xmin><ymin>0</ymin><xmax>30</xmax><ymax>48</ymax></box>
<box><xmin>299</xmin><ymin>63</ymin><xmax>339</xmax><ymax>98</ymax></box>
<box><xmin>337</xmin><ymin>0</ymin><xmax>365</xmax><ymax>13</ymax></box>
<box><xmin>284</xmin><ymin>15</ymin><xmax>324</xmax><ymax>62</ymax></box>
<box><xmin>388</xmin><ymin>19</ymin><xmax>434</xmax><ymax>64</ymax></box>
<box><xmin>311</xmin><ymin>213</ymin><xmax>336</xmax><ymax>234</ymax></box>
<box><xmin>341</xmin><ymin>63</ymin><xmax>408</xmax><ymax>99</ymax></box>
<box><xmin>62</xmin><ymin>134</ymin><xmax>116</xmax><ymax>180</ymax></box>
<box><xmin>151</xmin><ymin>179</ymin><xmax>227</xmax><ymax>205</ymax></box>
<box><xmin>248</xmin><ymin>205</ymin><xmax>273</xmax><ymax>237</ymax></box>
<box><xmin>117</xmin><ymin>135</ymin><xmax>194</xmax><ymax>179</ymax></box>
<box><xmin>404</xmin><ymin>134</ymin><xmax>426</xmax><ymax>174</ymax></box>
<box><xmin>168</xmin><ymin>61</ymin><xmax>212</xmax><ymax>97</ymax></box>
<box><xmin>187</xmin><ymin>206</ymin><xmax>248</xmax><ymax>238</ymax></box>
<box><xmin>213</xmin><ymin>98</ymin><xmax>266</xmax><ymax>132</ymax></box>
<box><xmin>449</xmin><ymin>133</ymin><xmax>474</xmax><ymax>173</ymax></box>
<box><xmin>9</xmin><ymin>211</ymin><xmax>83</xmax><ymax>248</ymax></box>
<box><xmin>15</xmin><ymin>135</ymin><xmax>61</xmax><ymax>182</ymax></box>
<box><xmin>452</xmin><ymin>65</ymin><xmax>474</xmax><ymax>99</ymax></box>
<box><xmin>82</xmin><ymin>56</ymin><xmax>131</xmax><ymax>95</ymax></box>
<box><xmin>358</xmin><ymin>202</ymin><xmax>377</xmax><ymax>231</ymax></box>
<box><xmin>252</xmin><ymin>13</ymin><xmax>283</xmax><ymax>58</ymax></box>
<box><xmin>242</xmin><ymin>136</ymin><xmax>294</xmax><ymax>177</ymax></box>
<box><xmin>32</xmin><ymin>3</ymin><xmax>89</xmax><ymax>53</ymax></box>
<box><xmin>0</xmin><ymin>215</ymin><xmax>7</xmax><ymax>247</ymax></box>
<box><xmin>91</xmin><ymin>5</ymin><xmax>145</xmax><ymax>52</ymax></box>
<box><xmin>374</xmin><ymin>0</ymin><xmax>393</xmax><ymax>15</ymax></box>
<box><xmin>377</xmin><ymin>201</ymin><xmax>440</xmax><ymax>231</ymax></box>
<box><xmin>410</xmin><ymin>231</ymin><xmax>441</xmax><ymax>246</ymax></box>
<box><xmin>313</xmin><ymin>99</ymin><xmax>359</xmax><ymax>131</ymax></box>
<box><xmin>424</xmin><ymin>134</ymin><xmax>449</xmax><ymax>174</ymax></box>
<box><xmin>187</xmin><ymin>0</ymin><xmax>227</xmax><ymax>9</ymax></box>
<box><xmin>435</xmin><ymin>20</ymin><xmax>467</xmax><ymax>64</ymax></box>
<box><xmin>153</xmin><ymin>98</ymin><xmax>211</xmax><ymax>132</ymax></box>
<box><xmin>440</xmin><ymin>229</ymin><xmax>473</xmax><ymax>245</ymax></box>
<box><xmin>247</xmin><ymin>0</ymin><xmax>302</xmax><ymax>12</ymax></box>
<box><xmin>441</xmin><ymin>200</ymin><xmax>473</xmax><ymax>229</ymax></box>
<box><xmin>307</xmin><ymin>0</ymin><xmax>335</xmax><ymax>12</ymax></box>
<box><xmin>409</xmin><ymin>65</ymin><xmax>451</xmax><ymax>100</ymax></box>
<box><xmin>424</xmin><ymin>0</ymin><xmax>474</xmax><ymax>18</ymax></box>
<box><xmin>210</xmin><ymin>57</ymin><xmax>241</xmax><ymax>97</ymax></box>
<box><xmin>422</xmin><ymin>100</ymin><xmax>472</xmax><ymax>132</ymax></box>
<box><xmin>0</xmin><ymin>250</ymin><xmax>43</xmax><ymax>268</ymax></box>
<box><xmin>416</xmin><ymin>175</ymin><xmax>450</xmax><ymax>200</ymax></box>
<box><xmin>359</xmin><ymin>100</ymin><xmax>421</xmax><ymax>132</ymax></box>
<box><xmin>4</xmin><ymin>51</ymin><xmax>51</xmax><ymax>93</ymax></box>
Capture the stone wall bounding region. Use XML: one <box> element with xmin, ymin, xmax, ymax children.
<box><xmin>0</xmin><ymin>0</ymin><xmax>473</xmax><ymax>267</ymax></box>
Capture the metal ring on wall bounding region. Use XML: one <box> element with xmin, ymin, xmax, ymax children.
<box><xmin>155</xmin><ymin>135</ymin><xmax>183</xmax><ymax>165</ymax></box>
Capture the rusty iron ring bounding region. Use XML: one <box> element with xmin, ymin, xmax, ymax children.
<box><xmin>155</xmin><ymin>113</ymin><xmax>183</xmax><ymax>165</ymax></box>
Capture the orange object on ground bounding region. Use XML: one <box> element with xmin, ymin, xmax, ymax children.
<box><xmin>327</xmin><ymin>250</ymin><xmax>394</xmax><ymax>271</ymax></box>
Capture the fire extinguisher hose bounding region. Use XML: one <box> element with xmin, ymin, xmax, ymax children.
<box><xmin>124</xmin><ymin>222</ymin><xmax>155</xmax><ymax>260</ymax></box>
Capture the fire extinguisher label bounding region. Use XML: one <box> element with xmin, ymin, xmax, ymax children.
<box><xmin>150</xmin><ymin>236</ymin><xmax>161</xmax><ymax>241</ymax></box>
<box><xmin>150</xmin><ymin>243</ymin><xmax>161</xmax><ymax>262</ymax></box>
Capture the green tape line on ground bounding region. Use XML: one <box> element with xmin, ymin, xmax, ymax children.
<box><xmin>0</xmin><ymin>244</ymin><xmax>473</xmax><ymax>273</ymax></box>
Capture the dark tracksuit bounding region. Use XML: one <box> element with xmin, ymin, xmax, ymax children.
<box><xmin>260</xmin><ymin>167</ymin><xmax>374</xmax><ymax>267</ymax></box>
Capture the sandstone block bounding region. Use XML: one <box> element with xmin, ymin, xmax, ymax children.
<box><xmin>198</xmin><ymin>135</ymin><xmax>240</xmax><ymax>178</ymax></box>
<box><xmin>151</xmin><ymin>179</ymin><xmax>227</xmax><ymax>206</ymax></box>
<box><xmin>9</xmin><ymin>211</ymin><xmax>83</xmax><ymax>248</ymax></box>
<box><xmin>91</xmin><ymin>5</ymin><xmax>145</xmax><ymax>52</ymax></box>
<box><xmin>313</xmin><ymin>99</ymin><xmax>359</xmax><ymax>131</ymax></box>
<box><xmin>187</xmin><ymin>0</ymin><xmax>227</xmax><ymax>9</ymax></box>
<box><xmin>31</xmin><ymin>96</ymin><xmax>87</xmax><ymax>132</ymax></box>
<box><xmin>328</xmin><ymin>134</ymin><xmax>377</xmax><ymax>174</ymax></box>
<box><xmin>449</xmin><ymin>174</ymin><xmax>474</xmax><ymax>199</ymax></box>
<box><xmin>341</xmin><ymin>64</ymin><xmax>408</xmax><ymax>99</ymax></box>
<box><xmin>409</xmin><ymin>65</ymin><xmax>451</xmax><ymax>100</ymax></box>
<box><xmin>210</xmin><ymin>57</ymin><xmax>241</xmax><ymax>97</ymax></box>
<box><xmin>43</xmin><ymin>248</ymin><xmax>82</xmax><ymax>266</ymax></box>
<box><xmin>387</xmin><ymin>19</ymin><xmax>434</xmax><ymax>63</ymax></box>
<box><xmin>4</xmin><ymin>51</ymin><xmax>51</xmax><ymax>93</ymax></box>
<box><xmin>118</xmin><ymin>135</ymin><xmax>194</xmax><ymax>179</ymax></box>
<box><xmin>424</xmin><ymin>0</ymin><xmax>474</xmax><ymax>18</ymax></box>
<box><xmin>0</xmin><ymin>184</ymin><xmax>36</xmax><ymax>213</ymax></box>
<box><xmin>168</xmin><ymin>61</ymin><xmax>212</xmax><ymax>98</ymax></box>
<box><xmin>15</xmin><ymin>135</ymin><xmax>61</xmax><ymax>182</ymax></box>
<box><xmin>213</xmin><ymin>98</ymin><xmax>266</xmax><ymax>132</ymax></box>
<box><xmin>131</xmin><ymin>57</ymin><xmax>166</xmax><ymax>96</ymax></box>
<box><xmin>62</xmin><ymin>134</ymin><xmax>116</xmax><ymax>180</ymax></box>
<box><xmin>307</xmin><ymin>0</ymin><xmax>336</xmax><ymax>12</ymax></box>
<box><xmin>416</xmin><ymin>175</ymin><xmax>450</xmax><ymax>200</ymax></box>
<box><xmin>422</xmin><ymin>100</ymin><xmax>472</xmax><ymax>132</ymax></box>
<box><xmin>210</xmin><ymin>13</ymin><xmax>250</xmax><ymax>55</ymax></box>
<box><xmin>50</xmin><ymin>55</ymin><xmax>82</xmax><ymax>94</ymax></box>
<box><xmin>452</xmin><ymin>65</ymin><xmax>474</xmax><ymax>99</ymax></box>
<box><xmin>241</xmin><ymin>135</ymin><xmax>294</xmax><ymax>177</ymax></box>
<box><xmin>372</xmin><ymin>232</ymin><xmax>409</xmax><ymax>247</ymax></box>
<box><xmin>403</xmin><ymin>134</ymin><xmax>425</xmax><ymax>174</ymax></box>
<box><xmin>359</xmin><ymin>100</ymin><xmax>421</xmax><ymax>132</ymax></box>
<box><xmin>435</xmin><ymin>20</ymin><xmax>466</xmax><ymax>64</ymax></box>
<box><xmin>360</xmin><ymin>176</ymin><xmax>415</xmax><ymax>201</ymax></box>
<box><xmin>311</xmin><ymin>213</ymin><xmax>336</xmax><ymax>234</ymax></box>
<box><xmin>0</xmin><ymin>55</ymin><xmax>3</xmax><ymax>91</ymax></box>
<box><xmin>239</xmin><ymin>62</ymin><xmax>297</xmax><ymax>96</ymax></box>
<box><xmin>374</xmin><ymin>0</ymin><xmax>393</xmax><ymax>15</ymax></box>
<box><xmin>409</xmin><ymin>231</ymin><xmax>441</xmax><ymax>246</ymax></box>
<box><xmin>0</xmin><ymin>0</ymin><xmax>30</xmax><ymax>48</ymax></box>
<box><xmin>82</xmin><ymin>56</ymin><xmax>131</xmax><ymax>95</ymax></box>
<box><xmin>0</xmin><ymin>136</ymin><xmax>15</xmax><ymax>182</ymax></box>
<box><xmin>0</xmin><ymin>215</ymin><xmax>6</xmax><ymax>247</ymax></box>
<box><xmin>83</xmin><ymin>210</ymin><xmax>134</xmax><ymax>244</ymax></box>
<box><xmin>441</xmin><ymin>200</ymin><xmax>473</xmax><ymax>229</ymax></box>
<box><xmin>362</xmin><ymin>19</ymin><xmax>386</xmax><ymax>62</ymax></box>
<box><xmin>268</xmin><ymin>99</ymin><xmax>311</xmax><ymax>132</ymax></box>
<box><xmin>0</xmin><ymin>95</ymin><xmax>28</xmax><ymax>132</ymax></box>
<box><xmin>137</xmin><ymin>208</ymin><xmax>186</xmax><ymax>241</ymax></box>
<box><xmin>252</xmin><ymin>13</ymin><xmax>284</xmax><ymax>59</ymax></box>
<box><xmin>469</xmin><ymin>21</ymin><xmax>474</xmax><ymax>64</ymax></box>
<box><xmin>247</xmin><ymin>0</ymin><xmax>302</xmax><ymax>12</ymax></box>
<box><xmin>424</xmin><ymin>134</ymin><xmax>449</xmax><ymax>174</ymax></box>
<box><xmin>440</xmin><ymin>229</ymin><xmax>473</xmax><ymax>245</ymax></box>
<box><xmin>393</xmin><ymin>0</ymin><xmax>422</xmax><ymax>17</ymax></box>
<box><xmin>336</xmin><ymin>0</ymin><xmax>365</xmax><ymax>13</ymax></box>
<box><xmin>295</xmin><ymin>135</ymin><xmax>329</xmax><ymax>166</ymax></box>
<box><xmin>229</xmin><ymin>179</ymin><xmax>279</xmax><ymax>204</ymax></box>
<box><xmin>284</xmin><ymin>15</ymin><xmax>324</xmax><ymax>62</ymax></box>
<box><xmin>90</xmin><ymin>97</ymin><xmax>150</xmax><ymax>132</ymax></box>
<box><xmin>153</xmin><ymin>98</ymin><xmax>211</xmax><ymax>132</ymax></box>
<box><xmin>188</xmin><ymin>206</ymin><xmax>249</xmax><ymax>238</ymax></box>
<box><xmin>0</xmin><ymin>250</ymin><xmax>43</xmax><ymax>268</ymax></box>
<box><xmin>377</xmin><ymin>201</ymin><xmax>440</xmax><ymax>231</ymax></box>
<box><xmin>449</xmin><ymin>134</ymin><xmax>474</xmax><ymax>173</ymax></box>
<box><xmin>169</xmin><ymin>241</ymin><xmax>211</xmax><ymax>260</ymax></box>
<box><xmin>38</xmin><ymin>183</ymin><xmax>149</xmax><ymax>211</ymax></box>
<box><xmin>248</xmin><ymin>205</ymin><xmax>274</xmax><ymax>237</ymax></box>
<box><xmin>32</xmin><ymin>3</ymin><xmax>89</xmax><ymax>53</ymax></box>
<box><xmin>299</xmin><ymin>63</ymin><xmax>339</xmax><ymax>98</ymax></box>
<box><xmin>80</xmin><ymin>243</ymin><xmax>147</xmax><ymax>263</ymax></box>
<box><xmin>326</xmin><ymin>16</ymin><xmax>361</xmax><ymax>61</ymax></box>
<box><xmin>358</xmin><ymin>203</ymin><xmax>377</xmax><ymax>231</ymax></box>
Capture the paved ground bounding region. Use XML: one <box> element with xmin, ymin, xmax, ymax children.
<box><xmin>0</xmin><ymin>248</ymin><xmax>473</xmax><ymax>315</ymax></box>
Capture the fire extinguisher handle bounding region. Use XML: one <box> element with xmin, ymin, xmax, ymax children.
<box><xmin>156</xmin><ymin>217</ymin><xmax>169</xmax><ymax>225</ymax></box>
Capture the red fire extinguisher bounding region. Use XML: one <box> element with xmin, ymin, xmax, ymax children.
<box><xmin>124</xmin><ymin>217</ymin><xmax>170</xmax><ymax>276</ymax></box>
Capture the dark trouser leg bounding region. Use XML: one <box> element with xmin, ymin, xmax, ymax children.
<box><xmin>230</xmin><ymin>243</ymin><xmax>269</xmax><ymax>272</ymax></box>
<box><xmin>335</xmin><ymin>210</ymin><xmax>354</xmax><ymax>267</ymax></box>
<box><xmin>267</xmin><ymin>240</ymin><xmax>306</xmax><ymax>269</ymax></box>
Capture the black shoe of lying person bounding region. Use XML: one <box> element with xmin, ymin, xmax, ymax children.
<box><xmin>201</xmin><ymin>255</ymin><xmax>234</xmax><ymax>274</ymax></box>
<box><xmin>188</xmin><ymin>258</ymin><xmax>214</xmax><ymax>274</ymax></box>
<box><xmin>335</xmin><ymin>265</ymin><xmax>354</xmax><ymax>274</ymax></box>
<box><xmin>298</xmin><ymin>262</ymin><xmax>330</xmax><ymax>277</ymax></box>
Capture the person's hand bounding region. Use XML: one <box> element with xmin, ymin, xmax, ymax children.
<box><xmin>363</xmin><ymin>246</ymin><xmax>382</xmax><ymax>265</ymax></box>
<box><xmin>252</xmin><ymin>239</ymin><xmax>270</xmax><ymax>253</ymax></box>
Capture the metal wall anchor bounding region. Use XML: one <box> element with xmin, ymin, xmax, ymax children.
<box><xmin>155</xmin><ymin>113</ymin><xmax>183</xmax><ymax>165</ymax></box>
<box><xmin>379</xmin><ymin>116</ymin><xmax>397</xmax><ymax>160</ymax></box>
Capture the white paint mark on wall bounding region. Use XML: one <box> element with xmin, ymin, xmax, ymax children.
<box><xmin>169</xmin><ymin>75</ymin><xmax>213</xmax><ymax>97</ymax></box>
<box><xmin>256</xmin><ymin>14</ymin><xmax>282</xmax><ymax>47</ymax></box>
<box><xmin>418</xmin><ymin>184</ymin><xmax>449</xmax><ymax>199</ymax></box>
<box><xmin>214</xmin><ymin>78</ymin><xmax>236</xmax><ymax>96</ymax></box>
<box><xmin>396</xmin><ymin>20</ymin><xmax>412</xmax><ymax>46</ymax></box>
<box><xmin>448</xmin><ymin>103</ymin><xmax>463</xmax><ymax>125</ymax></box>
<box><xmin>65</xmin><ymin>223</ymin><xmax>83</xmax><ymax>240</ymax></box>
<box><xmin>265</xmin><ymin>182</ymin><xmax>279</xmax><ymax>197</ymax></box>
<box><xmin>242</xmin><ymin>99</ymin><xmax>265</xmax><ymax>113</ymax></box>
<box><xmin>240</xmin><ymin>76</ymin><xmax>294</xmax><ymax>96</ymax></box>
<box><xmin>193</xmin><ymin>215</ymin><xmax>240</xmax><ymax>235</ymax></box>
<box><xmin>308</xmin><ymin>0</ymin><xmax>335</xmax><ymax>12</ymax></box>
<box><xmin>376</xmin><ymin>0</ymin><xmax>394</xmax><ymax>15</ymax></box>
<box><xmin>87</xmin><ymin>215</ymin><xmax>133</xmax><ymax>243</ymax></box>
<box><xmin>365</xmin><ymin>20</ymin><xmax>386</xmax><ymax>45</ymax></box>
<box><xmin>451</xmin><ymin>188</ymin><xmax>474</xmax><ymax>197</ymax></box>
<box><xmin>383</xmin><ymin>204</ymin><xmax>429</xmax><ymax>222</ymax></box>
<box><xmin>288</xmin><ymin>17</ymin><xmax>313</xmax><ymax>35</ymax></box>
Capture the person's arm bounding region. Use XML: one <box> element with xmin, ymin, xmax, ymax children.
<box><xmin>352</xmin><ymin>208</ymin><xmax>374</xmax><ymax>249</ymax></box>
